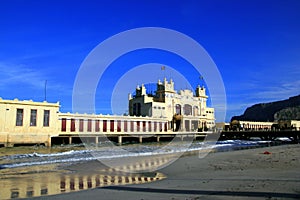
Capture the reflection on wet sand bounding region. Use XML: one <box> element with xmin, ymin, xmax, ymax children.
<box><xmin>101</xmin><ymin>153</ymin><xmax>178</xmax><ymax>173</ymax></box>
<box><xmin>1</xmin><ymin>171</ymin><xmax>165</xmax><ymax>199</ymax></box>
<box><xmin>0</xmin><ymin>154</ymin><xmax>176</xmax><ymax>200</ymax></box>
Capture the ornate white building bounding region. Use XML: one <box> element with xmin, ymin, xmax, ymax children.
<box><xmin>0</xmin><ymin>78</ymin><xmax>216</xmax><ymax>147</ymax></box>
<box><xmin>128</xmin><ymin>78</ymin><xmax>215</xmax><ymax>132</ymax></box>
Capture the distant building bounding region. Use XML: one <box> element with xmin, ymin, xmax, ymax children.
<box><xmin>277</xmin><ymin>120</ymin><xmax>300</xmax><ymax>130</ymax></box>
<box><xmin>239</xmin><ymin>121</ymin><xmax>273</xmax><ymax>130</ymax></box>
<box><xmin>228</xmin><ymin>120</ymin><xmax>300</xmax><ymax>131</ymax></box>
<box><xmin>128</xmin><ymin>78</ymin><xmax>215</xmax><ymax>132</ymax></box>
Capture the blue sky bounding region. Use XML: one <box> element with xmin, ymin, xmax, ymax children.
<box><xmin>0</xmin><ymin>0</ymin><xmax>300</xmax><ymax>122</ymax></box>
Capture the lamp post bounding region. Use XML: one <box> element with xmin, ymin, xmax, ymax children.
<box><xmin>44</xmin><ymin>80</ymin><xmax>47</xmax><ymax>101</ymax></box>
<box><xmin>172</xmin><ymin>99</ymin><xmax>174</xmax><ymax>132</ymax></box>
<box><xmin>4</xmin><ymin>107</ymin><xmax>9</xmax><ymax>132</ymax></box>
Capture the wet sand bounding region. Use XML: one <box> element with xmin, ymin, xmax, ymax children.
<box><xmin>35</xmin><ymin>144</ymin><xmax>300</xmax><ymax>200</ymax></box>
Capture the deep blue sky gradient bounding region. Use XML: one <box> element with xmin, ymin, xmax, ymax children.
<box><xmin>0</xmin><ymin>0</ymin><xmax>300</xmax><ymax>122</ymax></box>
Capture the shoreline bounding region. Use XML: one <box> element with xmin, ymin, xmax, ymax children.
<box><xmin>33</xmin><ymin>143</ymin><xmax>300</xmax><ymax>200</ymax></box>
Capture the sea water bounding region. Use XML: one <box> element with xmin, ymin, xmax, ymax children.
<box><xmin>0</xmin><ymin>140</ymin><xmax>274</xmax><ymax>170</ymax></box>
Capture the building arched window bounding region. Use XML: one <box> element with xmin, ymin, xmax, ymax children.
<box><xmin>133</xmin><ymin>103</ymin><xmax>142</xmax><ymax>116</ymax></box>
<box><xmin>133</xmin><ymin>103</ymin><xmax>136</xmax><ymax>115</ymax></box>
<box><xmin>183</xmin><ymin>104</ymin><xmax>192</xmax><ymax>116</ymax></box>
<box><xmin>175</xmin><ymin>104</ymin><xmax>181</xmax><ymax>115</ymax></box>
<box><xmin>137</xmin><ymin>103</ymin><xmax>141</xmax><ymax>116</ymax></box>
<box><xmin>193</xmin><ymin>106</ymin><xmax>199</xmax><ymax>116</ymax></box>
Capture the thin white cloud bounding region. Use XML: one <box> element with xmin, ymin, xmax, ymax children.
<box><xmin>254</xmin><ymin>80</ymin><xmax>300</xmax><ymax>102</ymax></box>
<box><xmin>0</xmin><ymin>62</ymin><xmax>46</xmax><ymax>89</ymax></box>
<box><xmin>0</xmin><ymin>62</ymin><xmax>72</xmax><ymax>99</ymax></box>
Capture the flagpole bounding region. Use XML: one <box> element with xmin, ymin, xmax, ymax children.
<box><xmin>44</xmin><ymin>80</ymin><xmax>47</xmax><ymax>101</ymax></box>
<box><xmin>161</xmin><ymin>66</ymin><xmax>166</xmax><ymax>79</ymax></box>
<box><xmin>200</xmin><ymin>75</ymin><xmax>204</xmax><ymax>87</ymax></box>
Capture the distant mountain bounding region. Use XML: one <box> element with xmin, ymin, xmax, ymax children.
<box><xmin>274</xmin><ymin>106</ymin><xmax>300</xmax><ymax>120</ymax></box>
<box><xmin>231</xmin><ymin>95</ymin><xmax>300</xmax><ymax>122</ymax></box>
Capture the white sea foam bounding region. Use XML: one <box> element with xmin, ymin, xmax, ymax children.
<box><xmin>3</xmin><ymin>150</ymin><xmax>92</xmax><ymax>160</ymax></box>
<box><xmin>0</xmin><ymin>140</ymin><xmax>271</xmax><ymax>169</ymax></box>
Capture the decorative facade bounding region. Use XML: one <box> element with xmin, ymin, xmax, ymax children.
<box><xmin>128</xmin><ymin>78</ymin><xmax>215</xmax><ymax>132</ymax></box>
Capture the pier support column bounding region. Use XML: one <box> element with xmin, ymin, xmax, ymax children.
<box><xmin>139</xmin><ymin>136</ymin><xmax>143</xmax><ymax>143</ymax></box>
<box><xmin>47</xmin><ymin>135</ymin><xmax>51</xmax><ymax>147</ymax></box>
<box><xmin>69</xmin><ymin>136</ymin><xmax>72</xmax><ymax>144</ymax></box>
<box><xmin>5</xmin><ymin>142</ymin><xmax>14</xmax><ymax>147</ymax></box>
<box><xmin>118</xmin><ymin>136</ymin><xmax>122</xmax><ymax>145</ymax></box>
<box><xmin>6</xmin><ymin>134</ymin><xmax>13</xmax><ymax>147</ymax></box>
<box><xmin>95</xmin><ymin>137</ymin><xmax>98</xmax><ymax>144</ymax></box>
<box><xmin>157</xmin><ymin>136</ymin><xmax>160</xmax><ymax>142</ymax></box>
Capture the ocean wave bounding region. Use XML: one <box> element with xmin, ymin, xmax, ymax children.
<box><xmin>2</xmin><ymin>149</ymin><xmax>92</xmax><ymax>160</ymax></box>
<box><xmin>0</xmin><ymin>140</ymin><xmax>271</xmax><ymax>170</ymax></box>
<box><xmin>0</xmin><ymin>156</ymin><xmax>96</xmax><ymax>169</ymax></box>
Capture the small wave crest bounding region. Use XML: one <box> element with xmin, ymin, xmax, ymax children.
<box><xmin>0</xmin><ymin>140</ymin><xmax>271</xmax><ymax>170</ymax></box>
<box><xmin>3</xmin><ymin>150</ymin><xmax>91</xmax><ymax>160</ymax></box>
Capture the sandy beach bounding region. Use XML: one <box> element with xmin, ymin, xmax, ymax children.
<box><xmin>30</xmin><ymin>144</ymin><xmax>300</xmax><ymax>200</ymax></box>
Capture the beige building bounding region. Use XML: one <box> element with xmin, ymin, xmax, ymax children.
<box><xmin>277</xmin><ymin>120</ymin><xmax>300</xmax><ymax>130</ymax></box>
<box><xmin>239</xmin><ymin>121</ymin><xmax>274</xmax><ymax>130</ymax></box>
<box><xmin>230</xmin><ymin>120</ymin><xmax>300</xmax><ymax>131</ymax></box>
<box><xmin>128</xmin><ymin>78</ymin><xmax>215</xmax><ymax>132</ymax></box>
<box><xmin>0</xmin><ymin>98</ymin><xmax>60</xmax><ymax>147</ymax></box>
<box><xmin>0</xmin><ymin>79</ymin><xmax>216</xmax><ymax>147</ymax></box>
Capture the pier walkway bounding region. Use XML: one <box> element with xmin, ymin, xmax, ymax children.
<box><xmin>219</xmin><ymin>130</ymin><xmax>300</xmax><ymax>143</ymax></box>
<box><xmin>51</xmin><ymin>132</ymin><xmax>208</xmax><ymax>145</ymax></box>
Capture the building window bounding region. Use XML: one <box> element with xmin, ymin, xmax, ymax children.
<box><xmin>124</xmin><ymin>120</ymin><xmax>128</xmax><ymax>132</ymax></box>
<box><xmin>142</xmin><ymin>121</ymin><xmax>146</xmax><ymax>132</ymax></box>
<box><xmin>175</xmin><ymin>104</ymin><xmax>181</xmax><ymax>115</ymax></box>
<box><xmin>87</xmin><ymin>119</ymin><xmax>92</xmax><ymax>132</ymax></box>
<box><xmin>95</xmin><ymin>120</ymin><xmax>100</xmax><ymax>132</ymax></box>
<box><xmin>61</xmin><ymin>118</ymin><xmax>66</xmax><ymax>132</ymax></box>
<box><xmin>153</xmin><ymin>122</ymin><xmax>157</xmax><ymax>132</ymax></box>
<box><xmin>185</xmin><ymin>120</ymin><xmax>190</xmax><ymax>131</ymax></box>
<box><xmin>11</xmin><ymin>190</ymin><xmax>19</xmax><ymax>198</ymax></box>
<box><xmin>43</xmin><ymin>110</ymin><xmax>50</xmax><ymax>127</ymax></box>
<box><xmin>110</xmin><ymin>120</ymin><xmax>114</xmax><ymax>132</ymax></box>
<box><xmin>79</xmin><ymin>119</ymin><xmax>84</xmax><ymax>132</ymax></box>
<box><xmin>70</xmin><ymin>119</ymin><xmax>75</xmax><ymax>132</ymax></box>
<box><xmin>148</xmin><ymin>121</ymin><xmax>152</xmax><ymax>132</ymax></box>
<box><xmin>40</xmin><ymin>188</ymin><xmax>48</xmax><ymax>195</ymax></box>
<box><xmin>16</xmin><ymin>108</ymin><xmax>23</xmax><ymax>126</ymax></box>
<box><xmin>117</xmin><ymin>120</ymin><xmax>121</xmax><ymax>132</ymax></box>
<box><xmin>193</xmin><ymin>106</ymin><xmax>199</xmax><ymax>116</ymax></box>
<box><xmin>133</xmin><ymin>103</ymin><xmax>141</xmax><ymax>116</ymax></box>
<box><xmin>138</xmin><ymin>103</ymin><xmax>141</xmax><ymax>115</ymax></box>
<box><xmin>26</xmin><ymin>189</ymin><xmax>33</xmax><ymax>197</ymax></box>
<box><xmin>164</xmin><ymin>122</ymin><xmax>168</xmax><ymax>131</ymax></box>
<box><xmin>130</xmin><ymin>121</ymin><xmax>134</xmax><ymax>132</ymax></box>
<box><xmin>30</xmin><ymin>109</ymin><xmax>37</xmax><ymax>126</ymax></box>
<box><xmin>103</xmin><ymin>120</ymin><xmax>107</xmax><ymax>132</ymax></box>
<box><xmin>183</xmin><ymin>104</ymin><xmax>192</xmax><ymax>116</ymax></box>
<box><xmin>159</xmin><ymin>122</ymin><xmax>163</xmax><ymax>132</ymax></box>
